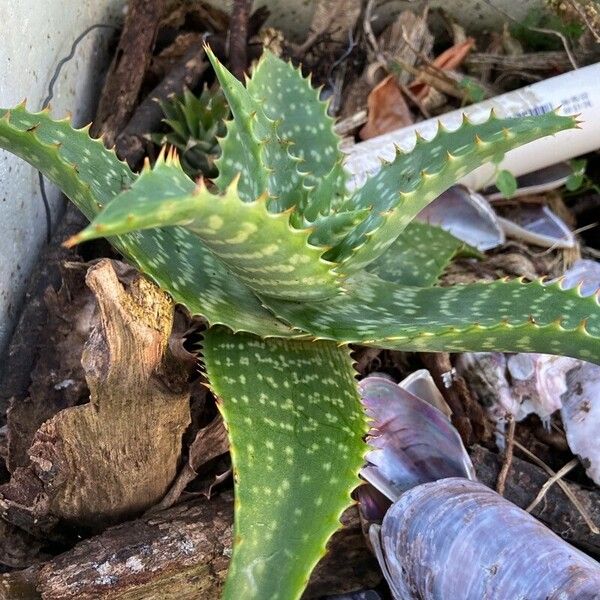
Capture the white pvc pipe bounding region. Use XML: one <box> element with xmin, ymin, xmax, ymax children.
<box><xmin>345</xmin><ymin>63</ymin><xmax>600</xmax><ymax>191</ymax></box>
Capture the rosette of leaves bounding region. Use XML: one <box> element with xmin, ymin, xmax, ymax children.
<box><xmin>149</xmin><ymin>86</ymin><xmax>228</xmax><ymax>179</ymax></box>
<box><xmin>1</xmin><ymin>47</ymin><xmax>599</xmax><ymax>600</ymax></box>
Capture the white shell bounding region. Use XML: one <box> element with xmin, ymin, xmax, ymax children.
<box><xmin>561</xmin><ymin>361</ymin><xmax>600</xmax><ymax>486</ymax></box>
<box><xmin>399</xmin><ymin>368</ymin><xmax>451</xmax><ymax>417</ymax></box>
<box><xmin>359</xmin><ymin>376</ymin><xmax>475</xmax><ymax>503</ymax></box>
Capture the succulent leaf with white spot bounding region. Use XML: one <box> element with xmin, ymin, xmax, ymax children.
<box><xmin>1</xmin><ymin>46</ymin><xmax>599</xmax><ymax>600</ymax></box>
<box><xmin>203</xmin><ymin>328</ymin><xmax>366</xmax><ymax>599</ymax></box>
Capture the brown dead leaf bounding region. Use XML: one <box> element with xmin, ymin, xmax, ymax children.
<box><xmin>409</xmin><ymin>37</ymin><xmax>476</xmax><ymax>100</ymax></box>
<box><xmin>359</xmin><ymin>75</ymin><xmax>413</xmax><ymax>140</ymax></box>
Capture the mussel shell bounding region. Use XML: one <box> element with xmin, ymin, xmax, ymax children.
<box><xmin>360</xmin><ymin>377</ymin><xmax>475</xmax><ymax>503</ymax></box>
<box><xmin>376</xmin><ymin>478</ymin><xmax>600</xmax><ymax>599</ymax></box>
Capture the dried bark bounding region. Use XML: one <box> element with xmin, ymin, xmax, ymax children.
<box><xmin>0</xmin><ymin>260</ymin><xmax>191</xmax><ymax>530</ymax></box>
<box><xmin>0</xmin><ymin>519</ymin><xmax>48</xmax><ymax>570</ymax></box>
<box><xmin>0</xmin><ymin>205</ymin><xmax>86</xmax><ymax>423</ymax></box>
<box><xmin>0</xmin><ymin>496</ymin><xmax>379</xmax><ymax>599</ymax></box>
<box><xmin>92</xmin><ymin>0</ymin><xmax>167</xmax><ymax>146</ymax></box>
<box><xmin>5</xmin><ymin>262</ymin><xmax>94</xmax><ymax>473</ymax></box>
<box><xmin>229</xmin><ymin>0</ymin><xmax>253</xmax><ymax>80</ymax></box>
<box><xmin>472</xmin><ymin>444</ymin><xmax>600</xmax><ymax>557</ymax></box>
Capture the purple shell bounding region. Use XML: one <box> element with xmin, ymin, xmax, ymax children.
<box><xmin>374</xmin><ymin>478</ymin><xmax>600</xmax><ymax>599</ymax></box>
<box><xmin>359</xmin><ymin>376</ymin><xmax>475</xmax><ymax>502</ymax></box>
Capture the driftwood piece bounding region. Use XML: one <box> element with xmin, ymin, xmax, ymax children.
<box><xmin>0</xmin><ymin>495</ymin><xmax>380</xmax><ymax>599</ymax></box>
<box><xmin>472</xmin><ymin>444</ymin><xmax>600</xmax><ymax>557</ymax></box>
<box><xmin>0</xmin><ymin>260</ymin><xmax>190</xmax><ymax>530</ymax></box>
<box><xmin>92</xmin><ymin>0</ymin><xmax>166</xmax><ymax>146</ymax></box>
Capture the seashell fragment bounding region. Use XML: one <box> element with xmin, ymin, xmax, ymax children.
<box><xmin>454</xmin><ymin>352</ymin><xmax>515</xmax><ymax>423</ymax></box>
<box><xmin>558</xmin><ymin>258</ymin><xmax>600</xmax><ymax>297</ymax></box>
<box><xmin>398</xmin><ymin>368</ymin><xmax>451</xmax><ymax>417</ymax></box>
<box><xmin>372</xmin><ymin>478</ymin><xmax>600</xmax><ymax>600</ymax></box>
<box><xmin>561</xmin><ymin>361</ymin><xmax>600</xmax><ymax>486</ymax></box>
<box><xmin>498</xmin><ymin>204</ymin><xmax>576</xmax><ymax>249</ymax></box>
<box><xmin>359</xmin><ymin>376</ymin><xmax>475</xmax><ymax>503</ymax></box>
<box><xmin>416</xmin><ymin>185</ymin><xmax>504</xmax><ymax>251</ymax></box>
<box><xmin>456</xmin><ymin>352</ymin><xmax>578</xmax><ymax>425</ymax></box>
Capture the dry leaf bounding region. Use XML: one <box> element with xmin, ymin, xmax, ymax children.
<box><xmin>360</xmin><ymin>75</ymin><xmax>413</xmax><ymax>140</ymax></box>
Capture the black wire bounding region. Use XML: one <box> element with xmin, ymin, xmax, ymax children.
<box><xmin>38</xmin><ymin>23</ymin><xmax>117</xmax><ymax>243</ymax></box>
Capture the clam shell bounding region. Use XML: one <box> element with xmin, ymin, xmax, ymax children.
<box><xmin>359</xmin><ymin>376</ymin><xmax>475</xmax><ymax>503</ymax></box>
<box><xmin>375</xmin><ymin>478</ymin><xmax>600</xmax><ymax>599</ymax></box>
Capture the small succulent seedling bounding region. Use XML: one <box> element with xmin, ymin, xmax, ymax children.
<box><xmin>1</xmin><ymin>47</ymin><xmax>599</xmax><ymax>600</ymax></box>
<box><xmin>149</xmin><ymin>86</ymin><xmax>228</xmax><ymax>179</ymax></box>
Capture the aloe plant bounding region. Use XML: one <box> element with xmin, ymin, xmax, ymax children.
<box><xmin>149</xmin><ymin>86</ymin><xmax>228</xmax><ymax>179</ymax></box>
<box><xmin>1</xmin><ymin>47</ymin><xmax>599</xmax><ymax>600</ymax></box>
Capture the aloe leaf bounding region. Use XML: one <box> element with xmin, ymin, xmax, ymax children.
<box><xmin>366</xmin><ymin>222</ymin><xmax>482</xmax><ymax>287</ymax></box>
<box><xmin>70</xmin><ymin>158</ymin><xmax>342</xmax><ymax>301</ymax></box>
<box><xmin>330</xmin><ymin>111</ymin><xmax>577</xmax><ymax>272</ymax></box>
<box><xmin>203</xmin><ymin>327</ymin><xmax>368</xmax><ymax>600</ymax></box>
<box><xmin>207</xmin><ymin>47</ymin><xmax>306</xmax><ymax>214</ymax></box>
<box><xmin>0</xmin><ymin>104</ymin><xmax>294</xmax><ymax>337</ymax></box>
<box><xmin>0</xmin><ymin>104</ymin><xmax>133</xmax><ymax>220</ymax></box>
<box><xmin>246</xmin><ymin>51</ymin><xmax>346</xmax><ymax>218</ymax></box>
<box><xmin>263</xmin><ymin>276</ymin><xmax>600</xmax><ymax>363</ymax></box>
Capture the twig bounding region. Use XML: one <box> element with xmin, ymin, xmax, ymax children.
<box><xmin>496</xmin><ymin>415</ymin><xmax>515</xmax><ymax>495</ymax></box>
<box><xmin>514</xmin><ymin>439</ymin><xmax>599</xmax><ymax>534</ymax></box>
<box><xmin>364</xmin><ymin>0</ymin><xmax>385</xmax><ymax>65</ymax></box>
<box><xmin>334</xmin><ymin>110</ymin><xmax>368</xmax><ymax>136</ymax></box>
<box><xmin>468</xmin><ymin>50</ymin><xmax>598</xmax><ymax>72</ymax></box>
<box><xmin>529</xmin><ymin>27</ymin><xmax>579</xmax><ymax>69</ymax></box>
<box><xmin>229</xmin><ymin>0</ymin><xmax>253</xmax><ymax>80</ymax></box>
<box><xmin>526</xmin><ymin>458</ymin><xmax>579</xmax><ymax>513</ymax></box>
